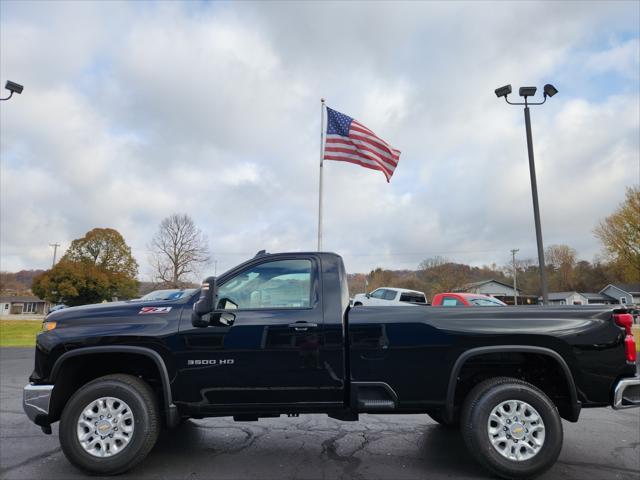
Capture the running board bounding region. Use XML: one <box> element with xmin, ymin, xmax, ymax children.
<box><xmin>351</xmin><ymin>382</ymin><xmax>399</xmax><ymax>411</ymax></box>
<box><xmin>358</xmin><ymin>399</ymin><xmax>395</xmax><ymax>409</ymax></box>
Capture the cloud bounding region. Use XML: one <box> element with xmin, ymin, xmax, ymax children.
<box><xmin>1</xmin><ymin>1</ymin><xmax>638</xmax><ymax>280</ymax></box>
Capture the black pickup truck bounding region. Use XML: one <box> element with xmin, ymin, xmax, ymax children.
<box><xmin>24</xmin><ymin>251</ymin><xmax>639</xmax><ymax>478</ymax></box>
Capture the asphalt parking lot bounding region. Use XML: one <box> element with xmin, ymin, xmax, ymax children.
<box><xmin>1</xmin><ymin>347</ymin><xmax>638</xmax><ymax>480</ymax></box>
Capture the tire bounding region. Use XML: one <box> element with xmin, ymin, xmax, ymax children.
<box><xmin>59</xmin><ymin>374</ymin><xmax>160</xmax><ymax>475</ymax></box>
<box><xmin>353</xmin><ymin>302</ymin><xmax>363</xmax><ymax>306</ymax></box>
<box><xmin>427</xmin><ymin>410</ymin><xmax>458</xmax><ymax>428</ymax></box>
<box><xmin>460</xmin><ymin>377</ymin><xmax>563</xmax><ymax>479</ymax></box>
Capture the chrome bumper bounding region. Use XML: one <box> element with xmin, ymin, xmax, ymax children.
<box><xmin>23</xmin><ymin>384</ymin><xmax>54</xmax><ymax>424</ymax></box>
<box><xmin>612</xmin><ymin>376</ymin><xmax>640</xmax><ymax>409</ymax></box>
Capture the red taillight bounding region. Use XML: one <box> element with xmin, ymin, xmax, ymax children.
<box><xmin>624</xmin><ymin>336</ymin><xmax>637</xmax><ymax>362</ymax></box>
<box><xmin>614</xmin><ymin>313</ymin><xmax>636</xmax><ymax>362</ymax></box>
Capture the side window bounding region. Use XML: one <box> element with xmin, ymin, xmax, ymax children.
<box><xmin>383</xmin><ymin>290</ymin><xmax>397</xmax><ymax>301</ymax></box>
<box><xmin>217</xmin><ymin>259</ymin><xmax>312</xmax><ymax>310</ymax></box>
<box><xmin>400</xmin><ymin>293</ymin><xmax>426</xmax><ymax>304</ymax></box>
<box><xmin>370</xmin><ymin>289</ymin><xmax>386</xmax><ymax>299</ymax></box>
<box><xmin>442</xmin><ymin>297</ymin><xmax>462</xmax><ymax>306</ymax></box>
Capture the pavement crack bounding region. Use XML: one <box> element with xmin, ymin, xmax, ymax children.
<box><xmin>321</xmin><ymin>431</ymin><xmax>366</xmax><ymax>479</ymax></box>
<box><xmin>0</xmin><ymin>447</ymin><xmax>61</xmax><ymax>476</ymax></box>
<box><xmin>203</xmin><ymin>425</ymin><xmax>265</xmax><ymax>457</ymax></box>
<box><xmin>557</xmin><ymin>459</ymin><xmax>640</xmax><ymax>475</ymax></box>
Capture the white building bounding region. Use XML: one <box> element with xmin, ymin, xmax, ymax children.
<box><xmin>599</xmin><ymin>284</ymin><xmax>640</xmax><ymax>305</ymax></box>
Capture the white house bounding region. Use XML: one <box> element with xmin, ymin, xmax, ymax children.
<box><xmin>454</xmin><ymin>279</ymin><xmax>538</xmax><ymax>305</ymax></box>
<box><xmin>457</xmin><ymin>279</ymin><xmax>522</xmax><ymax>296</ymax></box>
<box><xmin>544</xmin><ymin>292</ymin><xmax>589</xmax><ymax>305</ymax></box>
<box><xmin>599</xmin><ymin>283</ymin><xmax>640</xmax><ymax>305</ymax></box>
<box><xmin>0</xmin><ymin>295</ymin><xmax>50</xmax><ymax>315</ymax></box>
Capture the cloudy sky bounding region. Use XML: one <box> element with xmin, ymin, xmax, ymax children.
<box><xmin>1</xmin><ymin>1</ymin><xmax>638</xmax><ymax>279</ymax></box>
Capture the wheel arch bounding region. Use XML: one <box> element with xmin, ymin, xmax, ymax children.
<box><xmin>50</xmin><ymin>346</ymin><xmax>178</xmax><ymax>427</ymax></box>
<box><xmin>445</xmin><ymin>345</ymin><xmax>580</xmax><ymax>423</ymax></box>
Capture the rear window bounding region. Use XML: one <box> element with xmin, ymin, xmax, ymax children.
<box><xmin>442</xmin><ymin>297</ymin><xmax>463</xmax><ymax>306</ymax></box>
<box><xmin>400</xmin><ymin>293</ymin><xmax>427</xmax><ymax>304</ymax></box>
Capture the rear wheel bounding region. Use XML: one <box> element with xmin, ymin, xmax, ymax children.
<box><xmin>59</xmin><ymin>374</ymin><xmax>160</xmax><ymax>475</ymax></box>
<box><xmin>460</xmin><ymin>377</ymin><xmax>563</xmax><ymax>479</ymax></box>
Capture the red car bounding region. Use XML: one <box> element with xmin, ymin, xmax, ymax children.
<box><xmin>431</xmin><ymin>292</ymin><xmax>507</xmax><ymax>306</ymax></box>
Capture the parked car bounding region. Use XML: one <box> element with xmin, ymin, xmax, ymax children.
<box><xmin>135</xmin><ymin>289</ymin><xmax>197</xmax><ymax>302</ymax></box>
<box><xmin>352</xmin><ymin>287</ymin><xmax>428</xmax><ymax>306</ymax></box>
<box><xmin>24</xmin><ymin>251</ymin><xmax>638</xmax><ymax>478</ymax></box>
<box><xmin>432</xmin><ymin>292</ymin><xmax>507</xmax><ymax>306</ymax></box>
<box><xmin>48</xmin><ymin>304</ymin><xmax>67</xmax><ymax>313</ymax></box>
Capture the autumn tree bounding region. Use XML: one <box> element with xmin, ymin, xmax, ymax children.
<box><xmin>365</xmin><ymin>268</ymin><xmax>397</xmax><ymax>293</ymax></box>
<box><xmin>150</xmin><ymin>214</ymin><xmax>210</xmax><ymax>287</ymax></box>
<box><xmin>32</xmin><ymin>228</ymin><xmax>139</xmax><ymax>306</ymax></box>
<box><xmin>545</xmin><ymin>244</ymin><xmax>577</xmax><ymax>291</ymax></box>
<box><xmin>594</xmin><ymin>186</ymin><xmax>640</xmax><ymax>282</ymax></box>
<box><xmin>417</xmin><ymin>257</ymin><xmax>470</xmax><ymax>297</ymax></box>
<box><xmin>32</xmin><ymin>260</ymin><xmax>112</xmax><ymax>306</ymax></box>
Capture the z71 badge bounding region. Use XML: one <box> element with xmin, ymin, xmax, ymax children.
<box><xmin>138</xmin><ymin>306</ymin><xmax>172</xmax><ymax>314</ymax></box>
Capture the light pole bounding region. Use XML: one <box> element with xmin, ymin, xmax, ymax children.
<box><xmin>0</xmin><ymin>81</ymin><xmax>24</xmax><ymax>101</ymax></box>
<box><xmin>495</xmin><ymin>84</ymin><xmax>558</xmax><ymax>305</ymax></box>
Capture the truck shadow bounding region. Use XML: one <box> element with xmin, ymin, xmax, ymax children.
<box><xmin>146</xmin><ymin>419</ymin><xmax>483</xmax><ymax>478</ymax></box>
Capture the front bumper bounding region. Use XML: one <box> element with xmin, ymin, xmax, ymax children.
<box><xmin>612</xmin><ymin>376</ymin><xmax>640</xmax><ymax>409</ymax></box>
<box><xmin>23</xmin><ymin>384</ymin><xmax>54</xmax><ymax>425</ymax></box>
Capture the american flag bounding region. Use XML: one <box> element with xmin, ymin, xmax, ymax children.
<box><xmin>323</xmin><ymin>107</ymin><xmax>401</xmax><ymax>182</ymax></box>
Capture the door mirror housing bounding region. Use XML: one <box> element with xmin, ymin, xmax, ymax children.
<box><xmin>365</xmin><ymin>293</ymin><xmax>371</xmax><ymax>299</ymax></box>
<box><xmin>191</xmin><ymin>277</ymin><xmax>217</xmax><ymax>328</ymax></box>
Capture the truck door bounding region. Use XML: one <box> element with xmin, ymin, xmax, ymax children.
<box><xmin>177</xmin><ymin>256</ymin><xmax>341</xmax><ymax>409</ymax></box>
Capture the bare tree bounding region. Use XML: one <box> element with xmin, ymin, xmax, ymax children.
<box><xmin>150</xmin><ymin>214</ymin><xmax>210</xmax><ymax>287</ymax></box>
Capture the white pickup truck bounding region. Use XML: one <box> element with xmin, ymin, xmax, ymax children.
<box><xmin>352</xmin><ymin>287</ymin><xmax>428</xmax><ymax>306</ymax></box>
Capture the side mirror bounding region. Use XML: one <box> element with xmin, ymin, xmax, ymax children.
<box><xmin>191</xmin><ymin>277</ymin><xmax>217</xmax><ymax>328</ymax></box>
<box><xmin>365</xmin><ymin>293</ymin><xmax>371</xmax><ymax>299</ymax></box>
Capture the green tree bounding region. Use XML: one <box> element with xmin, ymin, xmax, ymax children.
<box><xmin>32</xmin><ymin>228</ymin><xmax>139</xmax><ymax>306</ymax></box>
<box><xmin>594</xmin><ymin>186</ymin><xmax>640</xmax><ymax>282</ymax></box>
<box><xmin>65</xmin><ymin>228</ymin><xmax>138</xmax><ymax>278</ymax></box>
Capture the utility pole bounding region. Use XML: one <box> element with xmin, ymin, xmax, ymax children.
<box><xmin>511</xmin><ymin>249</ymin><xmax>519</xmax><ymax>305</ymax></box>
<box><xmin>49</xmin><ymin>243</ymin><xmax>60</xmax><ymax>268</ymax></box>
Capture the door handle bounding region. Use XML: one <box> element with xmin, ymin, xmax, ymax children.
<box><xmin>288</xmin><ymin>322</ymin><xmax>318</xmax><ymax>332</ymax></box>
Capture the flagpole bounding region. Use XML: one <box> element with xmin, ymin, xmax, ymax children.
<box><xmin>317</xmin><ymin>98</ymin><xmax>326</xmax><ymax>251</ymax></box>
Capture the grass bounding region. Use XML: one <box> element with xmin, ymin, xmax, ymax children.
<box><xmin>0</xmin><ymin>320</ymin><xmax>42</xmax><ymax>347</ymax></box>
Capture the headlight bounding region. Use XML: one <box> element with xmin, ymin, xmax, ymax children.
<box><xmin>42</xmin><ymin>321</ymin><xmax>57</xmax><ymax>331</ymax></box>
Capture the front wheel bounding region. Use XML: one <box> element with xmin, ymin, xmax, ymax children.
<box><xmin>59</xmin><ymin>374</ymin><xmax>160</xmax><ymax>475</ymax></box>
<box><xmin>460</xmin><ymin>377</ymin><xmax>563</xmax><ymax>479</ymax></box>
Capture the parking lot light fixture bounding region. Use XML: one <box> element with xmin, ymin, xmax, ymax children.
<box><xmin>495</xmin><ymin>84</ymin><xmax>558</xmax><ymax>305</ymax></box>
<box><xmin>1</xmin><ymin>80</ymin><xmax>24</xmax><ymax>101</ymax></box>
<box><xmin>495</xmin><ymin>85</ymin><xmax>512</xmax><ymax>98</ymax></box>
<box><xmin>543</xmin><ymin>84</ymin><xmax>558</xmax><ymax>98</ymax></box>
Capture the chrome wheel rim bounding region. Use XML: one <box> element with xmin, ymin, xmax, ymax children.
<box><xmin>487</xmin><ymin>399</ymin><xmax>545</xmax><ymax>462</ymax></box>
<box><xmin>76</xmin><ymin>397</ymin><xmax>135</xmax><ymax>457</ymax></box>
